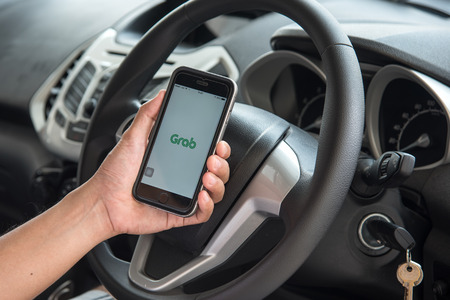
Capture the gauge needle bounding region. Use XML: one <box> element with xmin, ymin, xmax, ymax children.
<box><xmin>400</xmin><ymin>133</ymin><xmax>431</xmax><ymax>152</ymax></box>
<box><xmin>303</xmin><ymin>116</ymin><xmax>322</xmax><ymax>131</ymax></box>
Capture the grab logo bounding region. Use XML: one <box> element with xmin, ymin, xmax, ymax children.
<box><xmin>170</xmin><ymin>134</ymin><xmax>197</xmax><ymax>149</ymax></box>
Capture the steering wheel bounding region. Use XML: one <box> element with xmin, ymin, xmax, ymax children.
<box><xmin>78</xmin><ymin>0</ymin><xmax>364</xmax><ymax>298</ymax></box>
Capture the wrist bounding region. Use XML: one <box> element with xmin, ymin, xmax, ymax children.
<box><xmin>66</xmin><ymin>178</ymin><xmax>115</xmax><ymax>244</ymax></box>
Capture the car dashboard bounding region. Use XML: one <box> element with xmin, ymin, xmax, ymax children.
<box><xmin>1</xmin><ymin>0</ymin><xmax>450</xmax><ymax>299</ymax></box>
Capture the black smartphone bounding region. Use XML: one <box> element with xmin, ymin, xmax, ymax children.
<box><xmin>133</xmin><ymin>66</ymin><xmax>237</xmax><ymax>217</ymax></box>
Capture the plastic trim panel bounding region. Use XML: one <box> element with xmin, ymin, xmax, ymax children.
<box><xmin>30</xmin><ymin>29</ymin><xmax>238</xmax><ymax>161</ymax></box>
<box><xmin>240</xmin><ymin>50</ymin><xmax>325</xmax><ymax>112</ymax></box>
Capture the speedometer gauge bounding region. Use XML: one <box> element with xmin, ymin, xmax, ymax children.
<box><xmin>382</xmin><ymin>98</ymin><xmax>447</xmax><ymax>167</ymax></box>
<box><xmin>367</xmin><ymin>65</ymin><xmax>450</xmax><ymax>170</ymax></box>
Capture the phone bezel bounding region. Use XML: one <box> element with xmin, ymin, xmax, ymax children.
<box><xmin>133</xmin><ymin>66</ymin><xmax>236</xmax><ymax>217</ymax></box>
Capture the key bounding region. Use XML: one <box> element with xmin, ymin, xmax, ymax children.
<box><xmin>397</xmin><ymin>260</ymin><xmax>423</xmax><ymax>300</ymax></box>
<box><xmin>366</xmin><ymin>219</ymin><xmax>416</xmax><ymax>251</ymax></box>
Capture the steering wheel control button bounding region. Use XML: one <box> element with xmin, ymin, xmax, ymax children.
<box><xmin>159</xmin><ymin>193</ymin><xmax>169</xmax><ymax>204</ymax></box>
<box><xmin>66</xmin><ymin>121</ymin><xmax>89</xmax><ymax>142</ymax></box>
<box><xmin>55</xmin><ymin>109</ymin><xmax>67</xmax><ymax>128</ymax></box>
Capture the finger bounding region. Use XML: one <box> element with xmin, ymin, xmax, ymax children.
<box><xmin>122</xmin><ymin>90</ymin><xmax>165</xmax><ymax>143</ymax></box>
<box><xmin>202</xmin><ymin>171</ymin><xmax>225</xmax><ymax>203</ymax></box>
<box><xmin>215</xmin><ymin>141</ymin><xmax>231</xmax><ymax>159</ymax></box>
<box><xmin>206</xmin><ymin>155</ymin><xmax>230</xmax><ymax>184</ymax></box>
<box><xmin>185</xmin><ymin>190</ymin><xmax>214</xmax><ymax>225</ymax></box>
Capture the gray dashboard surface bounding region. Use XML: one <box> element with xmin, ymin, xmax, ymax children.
<box><xmin>0</xmin><ymin>0</ymin><xmax>148</xmax><ymax>113</ymax></box>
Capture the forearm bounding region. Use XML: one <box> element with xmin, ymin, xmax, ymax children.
<box><xmin>0</xmin><ymin>180</ymin><xmax>111</xmax><ymax>300</ymax></box>
<box><xmin>0</xmin><ymin>90</ymin><xmax>229</xmax><ymax>299</ymax></box>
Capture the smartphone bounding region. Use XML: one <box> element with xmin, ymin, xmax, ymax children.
<box><xmin>133</xmin><ymin>66</ymin><xmax>237</xmax><ymax>217</ymax></box>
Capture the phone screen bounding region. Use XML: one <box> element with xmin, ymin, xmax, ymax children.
<box><xmin>140</xmin><ymin>83</ymin><xmax>227</xmax><ymax>199</ymax></box>
<box><xmin>133</xmin><ymin>67</ymin><xmax>236</xmax><ymax>216</ymax></box>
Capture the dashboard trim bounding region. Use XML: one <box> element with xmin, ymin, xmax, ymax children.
<box><xmin>29</xmin><ymin>29</ymin><xmax>239</xmax><ymax>161</ymax></box>
<box><xmin>240</xmin><ymin>50</ymin><xmax>325</xmax><ymax>112</ymax></box>
<box><xmin>366</xmin><ymin>64</ymin><xmax>450</xmax><ymax>170</ymax></box>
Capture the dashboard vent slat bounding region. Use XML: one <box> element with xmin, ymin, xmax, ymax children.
<box><xmin>44</xmin><ymin>52</ymin><xmax>84</xmax><ymax>119</ymax></box>
<box><xmin>64</xmin><ymin>61</ymin><xmax>96</xmax><ymax>114</ymax></box>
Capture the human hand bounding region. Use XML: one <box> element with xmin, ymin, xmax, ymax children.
<box><xmin>86</xmin><ymin>90</ymin><xmax>231</xmax><ymax>238</ymax></box>
<box><xmin>0</xmin><ymin>90</ymin><xmax>230</xmax><ymax>300</ymax></box>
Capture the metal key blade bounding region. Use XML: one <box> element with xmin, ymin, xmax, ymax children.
<box><xmin>403</xmin><ymin>282</ymin><xmax>413</xmax><ymax>300</ymax></box>
<box><xmin>397</xmin><ymin>261</ymin><xmax>423</xmax><ymax>300</ymax></box>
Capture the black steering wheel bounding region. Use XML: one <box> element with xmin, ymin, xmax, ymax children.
<box><xmin>78</xmin><ymin>0</ymin><xmax>364</xmax><ymax>298</ymax></box>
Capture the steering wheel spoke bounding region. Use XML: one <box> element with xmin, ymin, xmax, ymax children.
<box><xmin>129</xmin><ymin>141</ymin><xmax>300</xmax><ymax>292</ymax></box>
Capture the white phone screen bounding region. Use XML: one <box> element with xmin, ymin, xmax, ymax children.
<box><xmin>140</xmin><ymin>84</ymin><xmax>226</xmax><ymax>199</ymax></box>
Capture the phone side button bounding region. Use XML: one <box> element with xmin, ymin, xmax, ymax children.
<box><xmin>159</xmin><ymin>193</ymin><xmax>169</xmax><ymax>204</ymax></box>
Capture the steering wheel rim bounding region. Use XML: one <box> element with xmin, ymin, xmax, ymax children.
<box><xmin>78</xmin><ymin>0</ymin><xmax>365</xmax><ymax>299</ymax></box>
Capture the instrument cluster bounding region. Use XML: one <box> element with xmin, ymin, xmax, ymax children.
<box><xmin>242</xmin><ymin>53</ymin><xmax>450</xmax><ymax>170</ymax></box>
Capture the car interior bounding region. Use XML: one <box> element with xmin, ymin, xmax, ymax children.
<box><xmin>1</xmin><ymin>0</ymin><xmax>450</xmax><ymax>299</ymax></box>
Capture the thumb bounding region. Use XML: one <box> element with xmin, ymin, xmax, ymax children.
<box><xmin>122</xmin><ymin>90</ymin><xmax>165</xmax><ymax>144</ymax></box>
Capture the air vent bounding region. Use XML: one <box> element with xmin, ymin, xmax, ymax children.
<box><xmin>64</xmin><ymin>61</ymin><xmax>96</xmax><ymax>115</ymax></box>
<box><xmin>44</xmin><ymin>52</ymin><xmax>83</xmax><ymax>119</ymax></box>
<box><xmin>106</xmin><ymin>50</ymin><xmax>127</xmax><ymax>57</ymax></box>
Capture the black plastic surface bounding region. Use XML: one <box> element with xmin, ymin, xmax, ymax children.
<box><xmin>289</xmin><ymin>188</ymin><xmax>431</xmax><ymax>299</ymax></box>
<box><xmin>156</xmin><ymin>103</ymin><xmax>290</xmax><ymax>254</ymax></box>
<box><xmin>114</xmin><ymin>0</ymin><xmax>188</xmax><ymax>46</ymax></box>
<box><xmin>0</xmin><ymin>121</ymin><xmax>55</xmax><ymax>230</ymax></box>
<box><xmin>367</xmin><ymin>219</ymin><xmax>416</xmax><ymax>251</ymax></box>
